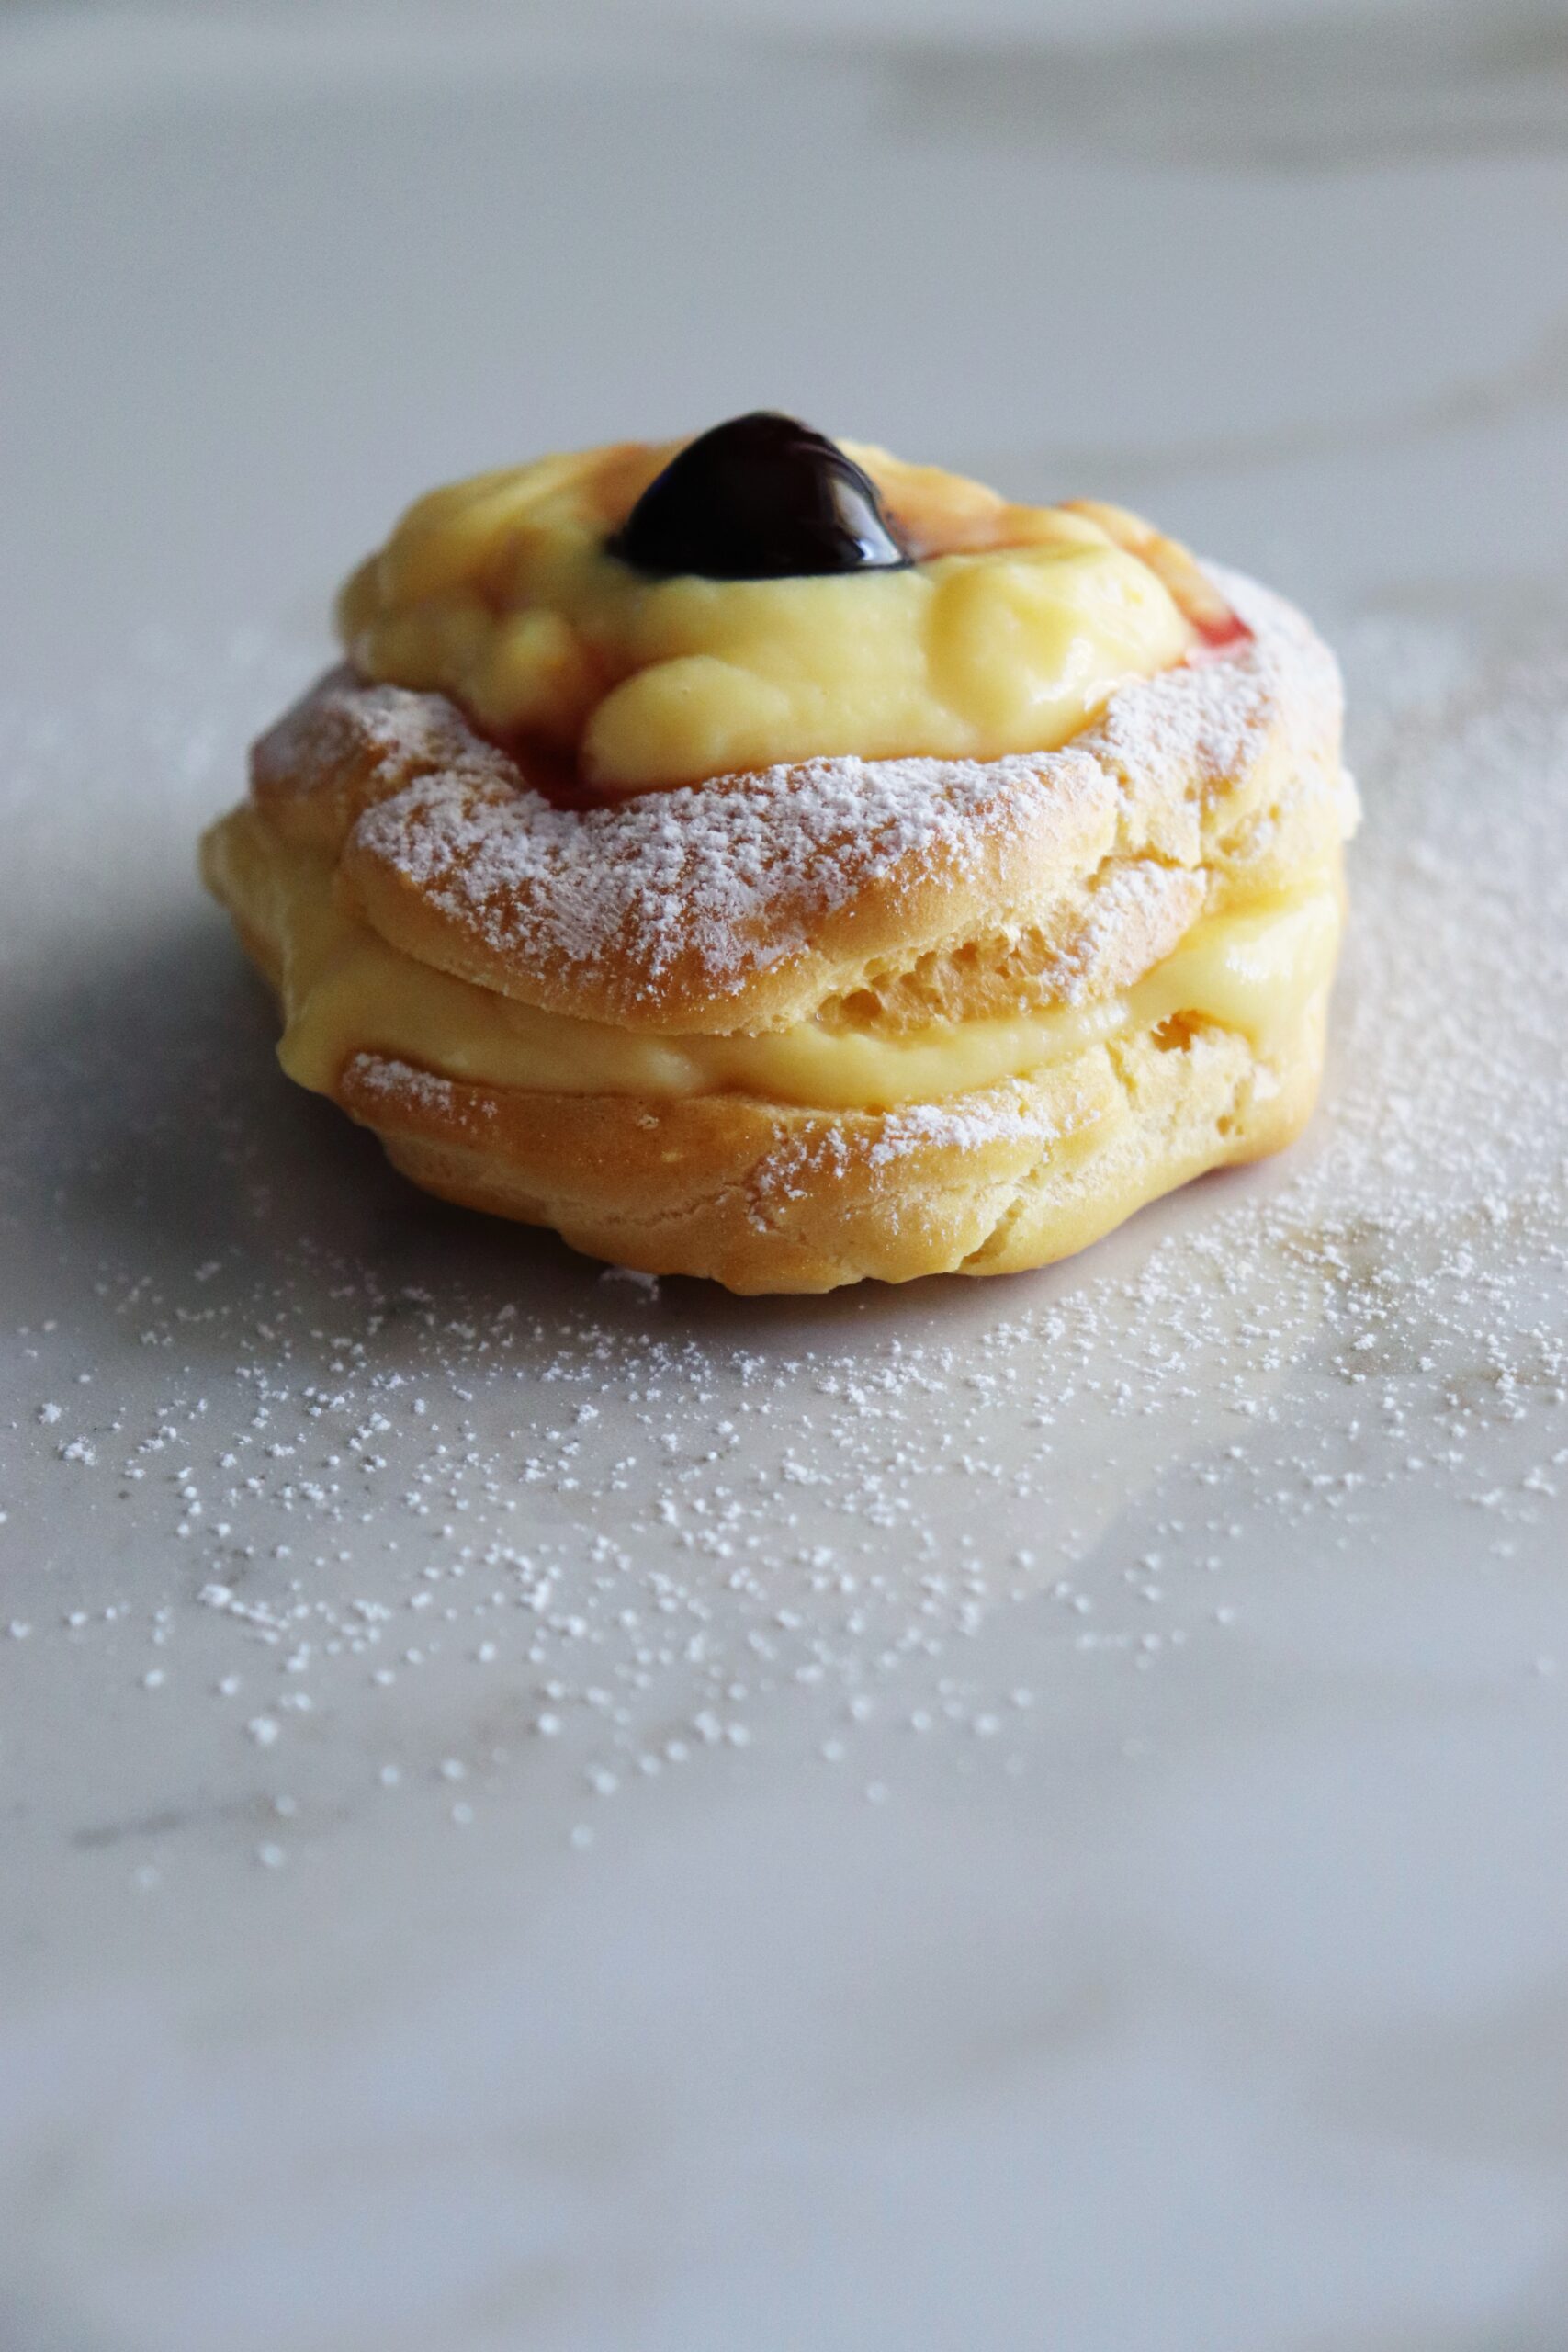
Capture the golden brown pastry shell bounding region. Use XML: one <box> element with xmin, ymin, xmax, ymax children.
<box><xmin>205</xmin><ymin>567</ymin><xmax>1353</xmax><ymax>1292</ymax></box>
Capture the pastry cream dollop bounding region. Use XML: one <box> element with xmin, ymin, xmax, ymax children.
<box><xmin>336</xmin><ymin>441</ymin><xmax>1204</xmax><ymax>793</ymax></box>
<box><xmin>206</xmin><ymin>808</ymin><xmax>1341</xmax><ymax>1114</ymax></box>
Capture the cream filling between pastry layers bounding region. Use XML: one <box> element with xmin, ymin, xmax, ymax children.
<box><xmin>205</xmin><ymin>807</ymin><xmax>1341</xmax><ymax>1114</ymax></box>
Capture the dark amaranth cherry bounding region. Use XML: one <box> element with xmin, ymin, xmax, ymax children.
<box><xmin>609</xmin><ymin>412</ymin><xmax>910</xmax><ymax>581</ymax></box>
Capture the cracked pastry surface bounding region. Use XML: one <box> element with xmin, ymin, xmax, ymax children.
<box><xmin>201</xmin><ymin>428</ymin><xmax>1355</xmax><ymax>1292</ymax></box>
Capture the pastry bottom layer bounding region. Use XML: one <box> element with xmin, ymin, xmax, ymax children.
<box><xmin>329</xmin><ymin>994</ymin><xmax>1328</xmax><ymax>1294</ymax></box>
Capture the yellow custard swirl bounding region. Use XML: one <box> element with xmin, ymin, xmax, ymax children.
<box><xmin>336</xmin><ymin>442</ymin><xmax>1199</xmax><ymax>793</ymax></box>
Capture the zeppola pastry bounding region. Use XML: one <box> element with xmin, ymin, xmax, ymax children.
<box><xmin>202</xmin><ymin>413</ymin><xmax>1357</xmax><ymax>1293</ymax></box>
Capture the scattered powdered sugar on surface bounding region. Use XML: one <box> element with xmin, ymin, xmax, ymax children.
<box><xmin>1</xmin><ymin>600</ymin><xmax>1565</xmax><ymax>1883</ymax></box>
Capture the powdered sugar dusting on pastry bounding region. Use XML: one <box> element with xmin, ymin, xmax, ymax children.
<box><xmin>346</xmin><ymin>1054</ymin><xmax>495</xmax><ymax>1125</ymax></box>
<box><xmin>344</xmin><ymin>569</ymin><xmax>1347</xmax><ymax>1014</ymax></box>
<box><xmin>1089</xmin><ymin>567</ymin><xmax>1332</xmax><ymax>806</ymax></box>
<box><xmin>864</xmin><ymin>1089</ymin><xmax>1064</xmax><ymax>1167</ymax></box>
<box><xmin>1038</xmin><ymin>859</ymin><xmax>1205</xmax><ymax>1006</ymax></box>
<box><xmin>252</xmin><ymin>666</ymin><xmax>492</xmax><ymax>802</ymax></box>
<box><xmin>357</xmin><ymin>744</ymin><xmax>1076</xmax><ymax>1002</ymax></box>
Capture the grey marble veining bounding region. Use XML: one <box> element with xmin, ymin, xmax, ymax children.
<box><xmin>873</xmin><ymin>0</ymin><xmax>1568</xmax><ymax>166</ymax></box>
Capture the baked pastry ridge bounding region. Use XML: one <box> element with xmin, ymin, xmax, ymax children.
<box><xmin>202</xmin><ymin>423</ymin><xmax>1356</xmax><ymax>1292</ymax></box>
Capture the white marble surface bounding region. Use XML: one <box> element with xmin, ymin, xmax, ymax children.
<box><xmin>3</xmin><ymin>9</ymin><xmax>1568</xmax><ymax>2348</ymax></box>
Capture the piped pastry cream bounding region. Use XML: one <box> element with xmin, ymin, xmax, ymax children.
<box><xmin>336</xmin><ymin>422</ymin><xmax>1222</xmax><ymax>789</ymax></box>
<box><xmin>202</xmin><ymin>413</ymin><xmax>1357</xmax><ymax>1293</ymax></box>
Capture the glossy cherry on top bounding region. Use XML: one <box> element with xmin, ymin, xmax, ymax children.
<box><xmin>608</xmin><ymin>413</ymin><xmax>911</xmax><ymax>581</ymax></box>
